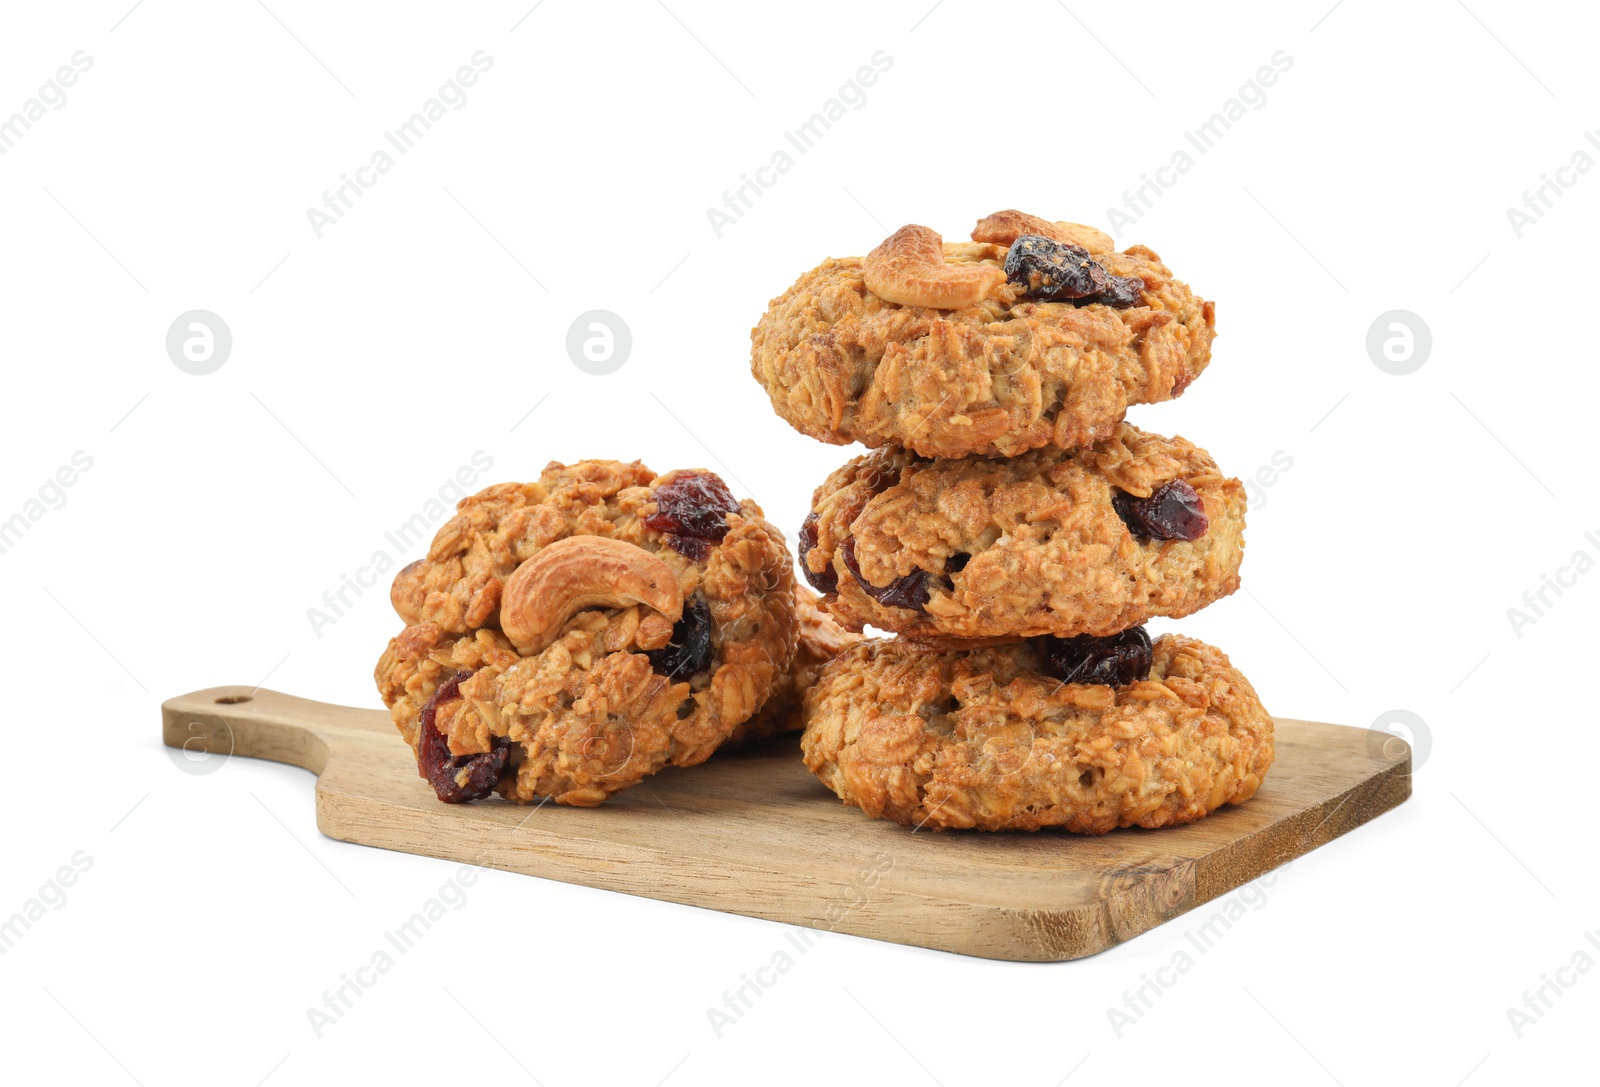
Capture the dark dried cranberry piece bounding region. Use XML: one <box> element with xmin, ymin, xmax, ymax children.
<box><xmin>1004</xmin><ymin>235</ymin><xmax>1107</xmax><ymax>300</ymax></box>
<box><xmin>647</xmin><ymin>594</ymin><xmax>714</xmax><ymax>681</ymax></box>
<box><xmin>663</xmin><ymin>534</ymin><xmax>713</xmax><ymax>562</ymax></box>
<box><xmin>797</xmin><ymin>512</ymin><xmax>838</xmax><ymax>594</ymax></box>
<box><xmin>644</xmin><ymin>471</ymin><xmax>740</xmax><ymax>543</ymax></box>
<box><xmin>840</xmin><ymin>536</ymin><xmax>933</xmax><ymax>612</ymax></box>
<box><xmin>1040</xmin><ymin>627</ymin><xmax>1153</xmax><ymax>687</ymax></box>
<box><xmin>940</xmin><ymin>552</ymin><xmax>971</xmax><ymax>591</ymax></box>
<box><xmin>1112</xmin><ymin>480</ymin><xmax>1208</xmax><ymax>541</ymax></box>
<box><xmin>1003</xmin><ymin>234</ymin><xmax>1144</xmax><ymax>309</ymax></box>
<box><xmin>417</xmin><ymin>670</ymin><xmax>509</xmax><ymax>804</ymax></box>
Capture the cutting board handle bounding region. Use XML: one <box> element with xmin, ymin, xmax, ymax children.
<box><xmin>161</xmin><ymin>686</ymin><xmax>358</xmax><ymax>777</ymax></box>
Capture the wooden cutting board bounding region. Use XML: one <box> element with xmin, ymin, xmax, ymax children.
<box><xmin>162</xmin><ymin>687</ymin><xmax>1411</xmax><ymax>961</ymax></box>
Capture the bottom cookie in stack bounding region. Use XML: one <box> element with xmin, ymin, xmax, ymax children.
<box><xmin>799</xmin><ymin>629</ymin><xmax>1273</xmax><ymax>833</ymax></box>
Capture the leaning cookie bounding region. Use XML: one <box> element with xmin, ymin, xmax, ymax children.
<box><xmin>375</xmin><ymin>460</ymin><xmax>797</xmax><ymax>805</ymax></box>
<box><xmin>800</xmin><ymin>631</ymin><xmax>1274</xmax><ymax>833</ymax></box>
<box><xmin>726</xmin><ymin>586</ymin><xmax>862</xmax><ymax>745</ymax></box>
<box><xmin>750</xmin><ymin>210</ymin><xmax>1215</xmax><ymax>460</ymax></box>
<box><xmin>799</xmin><ymin>423</ymin><xmax>1244</xmax><ymax>640</ymax></box>
<box><xmin>390</xmin><ymin>459</ymin><xmax>788</xmax><ymax>637</ymax></box>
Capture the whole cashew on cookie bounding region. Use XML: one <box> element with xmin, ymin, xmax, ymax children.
<box><xmin>862</xmin><ymin>224</ymin><xmax>1007</xmax><ymax>309</ymax></box>
<box><xmin>499</xmin><ymin>535</ymin><xmax>684</xmax><ymax>655</ymax></box>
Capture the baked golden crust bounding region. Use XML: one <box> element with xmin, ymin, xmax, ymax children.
<box><xmin>803</xmin><ymin>423</ymin><xmax>1244</xmax><ymax>639</ymax></box>
<box><xmin>729</xmin><ymin>586</ymin><xmax>862</xmax><ymax>744</ymax></box>
<box><xmin>376</xmin><ymin>460</ymin><xmax>797</xmax><ymax>805</ymax></box>
<box><xmin>750</xmin><ymin>240</ymin><xmax>1214</xmax><ymax>459</ymax></box>
<box><xmin>800</xmin><ymin>634</ymin><xmax>1274</xmax><ymax>832</ymax></box>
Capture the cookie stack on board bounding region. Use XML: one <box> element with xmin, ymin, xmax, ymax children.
<box><xmin>751</xmin><ymin>210</ymin><xmax>1276</xmax><ymax>832</ymax></box>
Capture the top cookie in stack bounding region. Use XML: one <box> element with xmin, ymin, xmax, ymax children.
<box><xmin>751</xmin><ymin>209</ymin><xmax>1214</xmax><ymax>460</ymax></box>
<box><xmin>749</xmin><ymin>211</ymin><xmax>1274</xmax><ymax>833</ymax></box>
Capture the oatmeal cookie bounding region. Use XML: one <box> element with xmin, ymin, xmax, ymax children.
<box><xmin>750</xmin><ymin>211</ymin><xmax>1215</xmax><ymax>460</ymax></box>
<box><xmin>800</xmin><ymin>633</ymin><xmax>1274</xmax><ymax>832</ymax></box>
<box><xmin>728</xmin><ymin>586</ymin><xmax>862</xmax><ymax>744</ymax></box>
<box><xmin>799</xmin><ymin>423</ymin><xmax>1244</xmax><ymax>640</ymax></box>
<box><xmin>375</xmin><ymin>460</ymin><xmax>797</xmax><ymax>805</ymax></box>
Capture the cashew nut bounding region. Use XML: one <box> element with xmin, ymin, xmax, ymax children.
<box><xmin>389</xmin><ymin>558</ymin><xmax>428</xmax><ymax>623</ymax></box>
<box><xmin>499</xmin><ymin>536</ymin><xmax>684</xmax><ymax>655</ymax></box>
<box><xmin>971</xmin><ymin>209</ymin><xmax>1114</xmax><ymax>253</ymax></box>
<box><xmin>862</xmin><ymin>224</ymin><xmax>1006</xmax><ymax>310</ymax></box>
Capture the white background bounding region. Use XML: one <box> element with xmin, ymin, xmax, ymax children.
<box><xmin>1</xmin><ymin>1</ymin><xmax>1595</xmax><ymax>1083</ymax></box>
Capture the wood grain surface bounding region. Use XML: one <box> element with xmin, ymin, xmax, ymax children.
<box><xmin>162</xmin><ymin>686</ymin><xmax>1411</xmax><ymax>961</ymax></box>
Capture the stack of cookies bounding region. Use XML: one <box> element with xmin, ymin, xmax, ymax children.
<box><xmin>751</xmin><ymin>210</ymin><xmax>1276</xmax><ymax>832</ymax></box>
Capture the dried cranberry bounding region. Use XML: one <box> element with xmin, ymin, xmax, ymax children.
<box><xmin>1112</xmin><ymin>481</ymin><xmax>1208</xmax><ymax>541</ymax></box>
<box><xmin>644</xmin><ymin>471</ymin><xmax>740</xmax><ymax>548</ymax></box>
<box><xmin>1040</xmin><ymin>627</ymin><xmax>1153</xmax><ymax>687</ymax></box>
<box><xmin>840</xmin><ymin>536</ymin><xmax>933</xmax><ymax>612</ymax></box>
<box><xmin>647</xmin><ymin>593</ymin><xmax>714</xmax><ymax>681</ymax></box>
<box><xmin>664</xmin><ymin>535</ymin><xmax>713</xmax><ymax>562</ymax></box>
<box><xmin>1005</xmin><ymin>235</ymin><xmax>1107</xmax><ymax>300</ymax></box>
<box><xmin>417</xmin><ymin>670</ymin><xmax>509</xmax><ymax>804</ymax></box>
<box><xmin>797</xmin><ymin>512</ymin><xmax>838</xmax><ymax>594</ymax></box>
<box><xmin>938</xmin><ymin>552</ymin><xmax>971</xmax><ymax>592</ymax></box>
<box><xmin>1003</xmin><ymin>234</ymin><xmax>1143</xmax><ymax>309</ymax></box>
